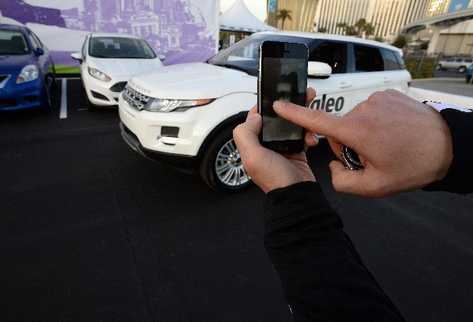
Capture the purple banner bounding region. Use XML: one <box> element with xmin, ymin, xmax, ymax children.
<box><xmin>0</xmin><ymin>0</ymin><xmax>219</xmax><ymax>67</ymax></box>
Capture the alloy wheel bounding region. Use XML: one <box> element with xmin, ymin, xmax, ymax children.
<box><xmin>214</xmin><ymin>139</ymin><xmax>250</xmax><ymax>187</ymax></box>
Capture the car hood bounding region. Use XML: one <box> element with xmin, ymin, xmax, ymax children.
<box><xmin>0</xmin><ymin>54</ymin><xmax>34</xmax><ymax>74</ymax></box>
<box><xmin>89</xmin><ymin>57</ymin><xmax>163</xmax><ymax>78</ymax></box>
<box><xmin>128</xmin><ymin>62</ymin><xmax>256</xmax><ymax>99</ymax></box>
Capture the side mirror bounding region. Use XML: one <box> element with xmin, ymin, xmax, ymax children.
<box><xmin>308</xmin><ymin>61</ymin><xmax>332</xmax><ymax>79</ymax></box>
<box><xmin>71</xmin><ymin>52</ymin><xmax>83</xmax><ymax>63</ymax></box>
<box><xmin>158</xmin><ymin>54</ymin><xmax>166</xmax><ymax>61</ymax></box>
<box><xmin>34</xmin><ymin>48</ymin><xmax>44</xmax><ymax>56</ymax></box>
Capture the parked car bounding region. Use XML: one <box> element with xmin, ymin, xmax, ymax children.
<box><xmin>0</xmin><ymin>24</ymin><xmax>55</xmax><ymax>112</ymax></box>
<box><xmin>71</xmin><ymin>33</ymin><xmax>163</xmax><ymax>110</ymax></box>
<box><xmin>466</xmin><ymin>65</ymin><xmax>473</xmax><ymax>83</ymax></box>
<box><xmin>436</xmin><ymin>57</ymin><xmax>473</xmax><ymax>73</ymax></box>
<box><xmin>119</xmin><ymin>31</ymin><xmax>411</xmax><ymax>192</ymax></box>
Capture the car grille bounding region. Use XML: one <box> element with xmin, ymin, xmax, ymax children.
<box><xmin>110</xmin><ymin>81</ymin><xmax>127</xmax><ymax>93</ymax></box>
<box><xmin>123</xmin><ymin>85</ymin><xmax>151</xmax><ymax>111</ymax></box>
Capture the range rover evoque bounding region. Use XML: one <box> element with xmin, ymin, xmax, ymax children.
<box><xmin>119</xmin><ymin>31</ymin><xmax>411</xmax><ymax>192</ymax></box>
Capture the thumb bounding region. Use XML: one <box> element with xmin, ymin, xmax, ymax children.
<box><xmin>233</xmin><ymin>113</ymin><xmax>263</xmax><ymax>158</ymax></box>
<box><xmin>329</xmin><ymin>160</ymin><xmax>373</xmax><ymax>196</ymax></box>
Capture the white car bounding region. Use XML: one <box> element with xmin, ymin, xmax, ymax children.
<box><xmin>71</xmin><ymin>33</ymin><xmax>163</xmax><ymax>109</ymax></box>
<box><xmin>437</xmin><ymin>57</ymin><xmax>473</xmax><ymax>73</ymax></box>
<box><xmin>119</xmin><ymin>31</ymin><xmax>411</xmax><ymax>192</ymax></box>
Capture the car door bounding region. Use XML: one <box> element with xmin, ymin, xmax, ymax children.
<box><xmin>443</xmin><ymin>58</ymin><xmax>454</xmax><ymax>69</ymax></box>
<box><xmin>307</xmin><ymin>39</ymin><xmax>354</xmax><ymax>116</ymax></box>
<box><xmin>380</xmin><ymin>48</ymin><xmax>409</xmax><ymax>94</ymax></box>
<box><xmin>344</xmin><ymin>43</ymin><xmax>386</xmax><ymax>110</ymax></box>
<box><xmin>27</xmin><ymin>31</ymin><xmax>48</xmax><ymax>76</ymax></box>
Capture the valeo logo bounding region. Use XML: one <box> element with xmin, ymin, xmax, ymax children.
<box><xmin>309</xmin><ymin>94</ymin><xmax>345</xmax><ymax>113</ymax></box>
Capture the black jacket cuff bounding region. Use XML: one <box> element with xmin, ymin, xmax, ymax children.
<box><xmin>424</xmin><ymin>109</ymin><xmax>473</xmax><ymax>194</ymax></box>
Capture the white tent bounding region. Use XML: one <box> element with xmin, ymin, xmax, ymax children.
<box><xmin>220</xmin><ymin>0</ymin><xmax>277</xmax><ymax>33</ymax></box>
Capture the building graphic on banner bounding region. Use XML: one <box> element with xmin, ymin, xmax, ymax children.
<box><xmin>0</xmin><ymin>0</ymin><xmax>218</xmax><ymax>66</ymax></box>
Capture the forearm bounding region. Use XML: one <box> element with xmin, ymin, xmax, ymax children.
<box><xmin>264</xmin><ymin>182</ymin><xmax>405</xmax><ymax>322</ymax></box>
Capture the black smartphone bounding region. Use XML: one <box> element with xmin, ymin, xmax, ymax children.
<box><xmin>258</xmin><ymin>40</ymin><xmax>308</xmax><ymax>154</ymax></box>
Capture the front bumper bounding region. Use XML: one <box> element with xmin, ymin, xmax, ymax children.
<box><xmin>120</xmin><ymin>122</ymin><xmax>197</xmax><ymax>173</ymax></box>
<box><xmin>118</xmin><ymin>93</ymin><xmax>206</xmax><ymax>157</ymax></box>
<box><xmin>84</xmin><ymin>74</ymin><xmax>128</xmax><ymax>106</ymax></box>
<box><xmin>0</xmin><ymin>78</ymin><xmax>42</xmax><ymax>111</ymax></box>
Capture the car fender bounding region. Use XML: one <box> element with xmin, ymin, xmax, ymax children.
<box><xmin>193</xmin><ymin>92</ymin><xmax>256</xmax><ymax>158</ymax></box>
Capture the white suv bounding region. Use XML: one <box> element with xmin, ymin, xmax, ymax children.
<box><xmin>436</xmin><ymin>57</ymin><xmax>473</xmax><ymax>73</ymax></box>
<box><xmin>119</xmin><ymin>31</ymin><xmax>411</xmax><ymax>192</ymax></box>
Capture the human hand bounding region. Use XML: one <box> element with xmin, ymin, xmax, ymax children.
<box><xmin>233</xmin><ymin>89</ymin><xmax>317</xmax><ymax>193</ymax></box>
<box><xmin>273</xmin><ymin>90</ymin><xmax>453</xmax><ymax>198</ymax></box>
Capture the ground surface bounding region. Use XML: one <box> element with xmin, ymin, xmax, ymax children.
<box><xmin>412</xmin><ymin>76</ymin><xmax>473</xmax><ymax>97</ymax></box>
<box><xmin>1</xmin><ymin>79</ymin><xmax>473</xmax><ymax>322</ymax></box>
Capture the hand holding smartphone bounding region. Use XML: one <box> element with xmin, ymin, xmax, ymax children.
<box><xmin>258</xmin><ymin>41</ymin><xmax>309</xmax><ymax>154</ymax></box>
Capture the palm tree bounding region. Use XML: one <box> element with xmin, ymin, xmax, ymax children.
<box><xmin>276</xmin><ymin>9</ymin><xmax>292</xmax><ymax>30</ymax></box>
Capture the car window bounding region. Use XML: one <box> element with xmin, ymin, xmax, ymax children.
<box><xmin>309</xmin><ymin>41</ymin><xmax>347</xmax><ymax>74</ymax></box>
<box><xmin>381</xmin><ymin>49</ymin><xmax>401</xmax><ymax>70</ymax></box>
<box><xmin>465</xmin><ymin>59</ymin><xmax>473</xmax><ymax>63</ymax></box>
<box><xmin>208</xmin><ymin>34</ymin><xmax>312</xmax><ymax>76</ymax></box>
<box><xmin>393</xmin><ymin>51</ymin><xmax>406</xmax><ymax>69</ymax></box>
<box><xmin>456</xmin><ymin>58</ymin><xmax>462</xmax><ymax>62</ymax></box>
<box><xmin>30</xmin><ymin>32</ymin><xmax>43</xmax><ymax>49</ymax></box>
<box><xmin>82</xmin><ymin>36</ymin><xmax>88</xmax><ymax>58</ymax></box>
<box><xmin>89</xmin><ymin>37</ymin><xmax>156</xmax><ymax>59</ymax></box>
<box><xmin>28</xmin><ymin>33</ymin><xmax>41</xmax><ymax>50</ymax></box>
<box><xmin>0</xmin><ymin>29</ymin><xmax>30</xmax><ymax>55</ymax></box>
<box><xmin>354</xmin><ymin>44</ymin><xmax>384</xmax><ymax>72</ymax></box>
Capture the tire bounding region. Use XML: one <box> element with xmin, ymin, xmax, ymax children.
<box><xmin>41</xmin><ymin>74</ymin><xmax>55</xmax><ymax>112</ymax></box>
<box><xmin>458</xmin><ymin>66</ymin><xmax>467</xmax><ymax>73</ymax></box>
<box><xmin>466</xmin><ymin>75</ymin><xmax>472</xmax><ymax>84</ymax></box>
<box><xmin>199</xmin><ymin>126</ymin><xmax>252</xmax><ymax>192</ymax></box>
<box><xmin>80</xmin><ymin>79</ymin><xmax>96</xmax><ymax>111</ymax></box>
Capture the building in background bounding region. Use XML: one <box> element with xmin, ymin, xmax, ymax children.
<box><xmin>433</xmin><ymin>19</ymin><xmax>473</xmax><ymax>55</ymax></box>
<box><xmin>314</xmin><ymin>0</ymin><xmax>432</xmax><ymax>42</ymax></box>
<box><xmin>427</xmin><ymin>0</ymin><xmax>451</xmax><ymax>16</ymax></box>
<box><xmin>267</xmin><ymin>0</ymin><xmax>319</xmax><ymax>32</ymax></box>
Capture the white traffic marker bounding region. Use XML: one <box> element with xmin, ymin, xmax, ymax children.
<box><xmin>59</xmin><ymin>78</ymin><xmax>67</xmax><ymax>119</ymax></box>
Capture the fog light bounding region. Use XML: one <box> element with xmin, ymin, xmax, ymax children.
<box><xmin>161</xmin><ymin>126</ymin><xmax>179</xmax><ymax>138</ymax></box>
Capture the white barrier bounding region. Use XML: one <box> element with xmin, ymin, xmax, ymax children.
<box><xmin>408</xmin><ymin>87</ymin><xmax>473</xmax><ymax>108</ymax></box>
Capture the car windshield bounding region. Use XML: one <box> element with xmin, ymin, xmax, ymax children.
<box><xmin>208</xmin><ymin>35</ymin><xmax>266</xmax><ymax>75</ymax></box>
<box><xmin>0</xmin><ymin>30</ymin><xmax>30</xmax><ymax>55</ymax></box>
<box><xmin>89</xmin><ymin>37</ymin><xmax>156</xmax><ymax>59</ymax></box>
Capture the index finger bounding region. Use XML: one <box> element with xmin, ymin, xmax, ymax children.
<box><xmin>273</xmin><ymin>100</ymin><xmax>351</xmax><ymax>141</ymax></box>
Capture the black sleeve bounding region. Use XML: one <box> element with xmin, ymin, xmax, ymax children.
<box><xmin>264</xmin><ymin>182</ymin><xmax>405</xmax><ymax>322</ymax></box>
<box><xmin>423</xmin><ymin>107</ymin><xmax>473</xmax><ymax>194</ymax></box>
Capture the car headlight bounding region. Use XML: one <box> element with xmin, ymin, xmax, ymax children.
<box><xmin>144</xmin><ymin>98</ymin><xmax>215</xmax><ymax>112</ymax></box>
<box><xmin>16</xmin><ymin>65</ymin><xmax>39</xmax><ymax>84</ymax></box>
<box><xmin>88</xmin><ymin>67</ymin><xmax>111</xmax><ymax>82</ymax></box>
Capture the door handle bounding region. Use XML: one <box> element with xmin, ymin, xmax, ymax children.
<box><xmin>339</xmin><ymin>82</ymin><xmax>352</xmax><ymax>89</ymax></box>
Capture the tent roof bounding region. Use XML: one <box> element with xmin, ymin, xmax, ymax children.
<box><xmin>220</xmin><ymin>0</ymin><xmax>277</xmax><ymax>33</ymax></box>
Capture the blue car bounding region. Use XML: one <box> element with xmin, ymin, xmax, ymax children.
<box><xmin>466</xmin><ymin>65</ymin><xmax>473</xmax><ymax>84</ymax></box>
<box><xmin>0</xmin><ymin>24</ymin><xmax>55</xmax><ymax>111</ymax></box>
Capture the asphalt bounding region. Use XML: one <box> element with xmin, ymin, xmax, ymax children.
<box><xmin>1</xmin><ymin>79</ymin><xmax>473</xmax><ymax>322</ymax></box>
<box><xmin>411</xmin><ymin>77</ymin><xmax>473</xmax><ymax>98</ymax></box>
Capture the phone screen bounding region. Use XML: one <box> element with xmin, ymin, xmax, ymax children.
<box><xmin>259</xmin><ymin>42</ymin><xmax>308</xmax><ymax>149</ymax></box>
